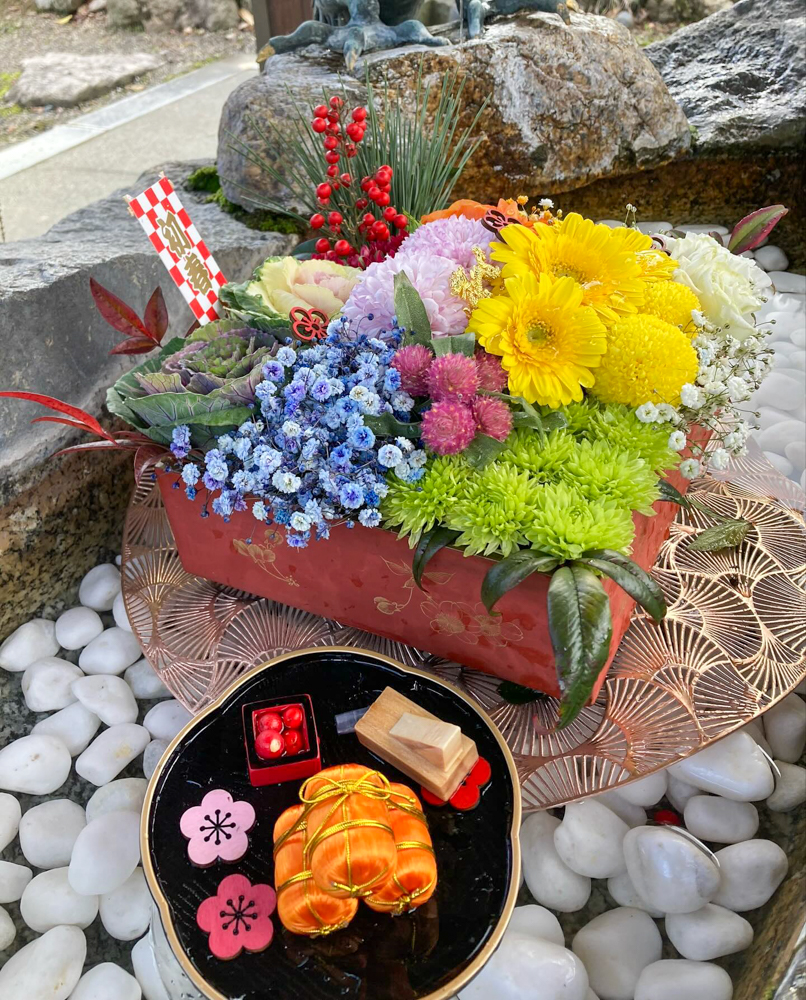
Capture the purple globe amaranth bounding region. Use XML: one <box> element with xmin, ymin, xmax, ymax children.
<box><xmin>421</xmin><ymin>400</ymin><xmax>477</xmax><ymax>456</ymax></box>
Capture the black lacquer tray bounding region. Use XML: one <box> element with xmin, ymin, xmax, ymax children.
<box><xmin>142</xmin><ymin>647</ymin><xmax>521</xmax><ymax>1000</ymax></box>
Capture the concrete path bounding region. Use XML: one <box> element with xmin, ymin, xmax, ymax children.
<box><xmin>0</xmin><ymin>52</ymin><xmax>257</xmax><ymax>243</ymax></box>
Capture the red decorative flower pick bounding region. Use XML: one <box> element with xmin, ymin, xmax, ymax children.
<box><xmin>290</xmin><ymin>307</ymin><xmax>328</xmax><ymax>342</ymax></box>
<box><xmin>420</xmin><ymin>757</ymin><xmax>492</xmax><ymax>812</ymax></box>
<box><xmin>197</xmin><ymin>873</ymin><xmax>276</xmax><ymax>960</ymax></box>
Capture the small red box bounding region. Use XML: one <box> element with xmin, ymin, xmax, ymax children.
<box><xmin>242</xmin><ymin>694</ymin><xmax>321</xmax><ymax>787</ymax></box>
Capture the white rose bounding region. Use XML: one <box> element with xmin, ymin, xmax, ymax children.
<box><xmin>667</xmin><ymin>233</ymin><xmax>772</xmax><ymax>340</ymax></box>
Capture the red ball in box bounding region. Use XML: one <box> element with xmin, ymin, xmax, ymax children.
<box><xmin>242</xmin><ymin>694</ymin><xmax>321</xmax><ymax>787</ymax></box>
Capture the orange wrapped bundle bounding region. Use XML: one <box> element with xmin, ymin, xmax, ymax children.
<box><xmin>301</xmin><ymin>764</ymin><xmax>397</xmax><ymax>899</ymax></box>
<box><xmin>273</xmin><ymin>804</ymin><xmax>358</xmax><ymax>936</ymax></box>
<box><xmin>364</xmin><ymin>783</ymin><xmax>437</xmax><ymax>915</ymax></box>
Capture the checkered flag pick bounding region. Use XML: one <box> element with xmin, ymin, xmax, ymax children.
<box><xmin>127</xmin><ymin>176</ymin><xmax>226</xmax><ymax>325</ymax></box>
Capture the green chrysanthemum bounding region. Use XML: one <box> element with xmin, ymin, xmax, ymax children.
<box><xmin>381</xmin><ymin>456</ymin><xmax>471</xmax><ymax>544</ymax></box>
<box><xmin>559</xmin><ymin>438</ymin><xmax>661</xmax><ymax>515</ymax></box>
<box><xmin>522</xmin><ymin>482</ymin><xmax>636</xmax><ymax>561</ymax></box>
<box><xmin>444</xmin><ymin>466</ymin><xmax>541</xmax><ymax>558</ymax></box>
<box><xmin>562</xmin><ymin>399</ymin><xmax>679</xmax><ymax>475</ymax></box>
<box><xmin>500</xmin><ymin>428</ymin><xmax>577</xmax><ymax>482</ymax></box>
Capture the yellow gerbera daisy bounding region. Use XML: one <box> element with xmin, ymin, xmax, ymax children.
<box><xmin>467</xmin><ymin>272</ymin><xmax>608</xmax><ymax>409</ymax></box>
<box><xmin>591</xmin><ymin>313</ymin><xmax>699</xmax><ymax>408</ymax></box>
<box><xmin>490</xmin><ymin>214</ymin><xmax>646</xmax><ymax>325</ymax></box>
<box><xmin>608</xmin><ymin>227</ymin><xmax>680</xmax><ymax>282</ymax></box>
<box><xmin>641</xmin><ymin>280</ymin><xmax>701</xmax><ymax>335</ymax></box>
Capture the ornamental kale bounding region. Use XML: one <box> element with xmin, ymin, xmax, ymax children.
<box><xmin>170</xmin><ymin>328</ymin><xmax>426</xmax><ymax>548</ymax></box>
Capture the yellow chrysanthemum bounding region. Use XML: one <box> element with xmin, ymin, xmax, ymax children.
<box><xmin>467</xmin><ymin>272</ymin><xmax>607</xmax><ymax>408</ymax></box>
<box><xmin>490</xmin><ymin>214</ymin><xmax>645</xmax><ymax>325</ymax></box>
<box><xmin>607</xmin><ymin>226</ymin><xmax>679</xmax><ymax>282</ymax></box>
<box><xmin>591</xmin><ymin>313</ymin><xmax>699</xmax><ymax>408</ymax></box>
<box><xmin>641</xmin><ymin>281</ymin><xmax>701</xmax><ymax>335</ymax></box>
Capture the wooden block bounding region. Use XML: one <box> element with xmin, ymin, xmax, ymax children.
<box><xmin>355</xmin><ymin>687</ymin><xmax>478</xmax><ymax>801</ymax></box>
<box><xmin>390</xmin><ymin>712</ymin><xmax>462</xmax><ymax>771</ymax></box>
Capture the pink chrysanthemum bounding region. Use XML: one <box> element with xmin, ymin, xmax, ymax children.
<box><xmin>426</xmin><ymin>353</ymin><xmax>481</xmax><ymax>404</ymax></box>
<box><xmin>421</xmin><ymin>400</ymin><xmax>477</xmax><ymax>456</ymax></box>
<box><xmin>391</xmin><ymin>344</ymin><xmax>434</xmax><ymax>396</ymax></box>
<box><xmin>472</xmin><ymin>396</ymin><xmax>513</xmax><ymax>442</ymax></box>
<box><xmin>396</xmin><ymin>216</ymin><xmax>495</xmax><ymax>270</ymax></box>
<box><xmin>474</xmin><ymin>349</ymin><xmax>508</xmax><ymax>392</ymax></box>
<box><xmin>341</xmin><ymin>254</ymin><xmax>469</xmax><ymax>339</ymax></box>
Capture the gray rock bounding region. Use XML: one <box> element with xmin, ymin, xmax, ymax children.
<box><xmin>35</xmin><ymin>0</ymin><xmax>83</xmax><ymax>11</ymax></box>
<box><xmin>88</xmin><ymin>0</ymin><xmax>108</xmax><ymax>11</ymax></box>
<box><xmin>107</xmin><ymin>0</ymin><xmax>142</xmax><ymax>27</ymax></box>
<box><xmin>108</xmin><ymin>0</ymin><xmax>239</xmax><ymax>31</ymax></box>
<box><xmin>0</xmin><ymin>161</ymin><xmax>297</xmax><ymax>492</ymax></box>
<box><xmin>647</xmin><ymin>0</ymin><xmax>806</xmax><ymax>154</ymax></box>
<box><xmin>7</xmin><ymin>53</ymin><xmax>163</xmax><ymax>109</ymax></box>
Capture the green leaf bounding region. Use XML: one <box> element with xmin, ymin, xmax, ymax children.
<box><xmin>576</xmin><ymin>549</ymin><xmax>666</xmax><ymax>623</ymax></box>
<box><xmin>432</xmin><ymin>333</ymin><xmax>476</xmax><ymax>357</ymax></box>
<box><xmin>292</xmin><ymin>238</ymin><xmax>322</xmax><ymax>257</ymax></box>
<box><xmin>498</xmin><ymin>681</ymin><xmax>542</xmax><ymax>705</ymax></box>
<box><xmin>657</xmin><ymin>479</ymin><xmax>690</xmax><ymax>507</ymax></box>
<box><xmin>539</xmin><ymin>410</ymin><xmax>569</xmax><ymax>433</ymax></box>
<box><xmin>481</xmin><ymin>549</ymin><xmax>559</xmax><ymax>612</ymax></box>
<box><xmin>688</xmin><ymin>519</ymin><xmax>751</xmax><ymax>552</ymax></box>
<box><xmin>125</xmin><ymin>391</ymin><xmax>253</xmax><ymax>431</ymax></box>
<box><xmin>364</xmin><ymin>413</ymin><xmax>421</xmax><ymax>439</ymax></box>
<box><xmin>219</xmin><ymin>280</ymin><xmax>291</xmax><ymax>331</ymax></box>
<box><xmin>548</xmin><ymin>565</ymin><xmax>612</xmax><ymax>728</ymax></box>
<box><xmin>394</xmin><ymin>271</ymin><xmax>431</xmax><ymax>347</ymax></box>
<box><xmin>463</xmin><ymin>433</ymin><xmax>507</xmax><ymax>470</ymax></box>
<box><xmin>728</xmin><ymin>205</ymin><xmax>789</xmax><ymax>255</ymax></box>
<box><xmin>412</xmin><ymin>527</ymin><xmax>460</xmax><ymax>590</ymax></box>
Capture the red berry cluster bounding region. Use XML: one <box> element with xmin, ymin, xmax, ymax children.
<box><xmin>254</xmin><ymin>704</ymin><xmax>306</xmax><ymax>760</ymax></box>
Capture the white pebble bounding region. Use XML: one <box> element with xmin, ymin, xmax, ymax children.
<box><xmin>100</xmin><ymin>866</ymin><xmax>151</xmax><ymax>941</ymax></box>
<box><xmin>112</xmin><ymin>591</ymin><xmax>133</xmax><ymax>631</ymax></box>
<box><xmin>115</xmin><ymin>553</ymin><xmax>123</xmax><ymax>566</ymax></box>
<box><xmin>0</xmin><ymin>859</ymin><xmax>33</xmax><ymax>903</ymax></box>
<box><xmin>763</xmin><ymin>693</ymin><xmax>806</xmax><ymax>763</ymax></box>
<box><xmin>636</xmin><ymin>221</ymin><xmax>672</xmax><ymax>234</ymax></box>
<box><xmin>132</xmin><ymin>935</ymin><xmax>172</xmax><ymax>1000</ymax></box>
<box><xmin>19</xmin><ymin>799</ymin><xmax>86</xmax><ymax>869</ymax></box>
<box><xmin>0</xmin><ymin>792</ymin><xmax>21</xmax><ymax>852</ymax></box>
<box><xmin>125</xmin><ymin>658</ymin><xmax>169</xmax><ymax>700</ymax></box>
<box><xmin>69</xmin><ymin>810</ymin><xmax>141</xmax><ymax>896</ymax></box>
<box><xmin>713</xmin><ymin>839</ymin><xmax>788</xmax><ymax>911</ymax></box>
<box><xmin>521</xmin><ymin>812</ymin><xmax>591</xmax><ymax>913</ymax></box>
<box><xmin>754</xmin><ymin>371</ymin><xmax>805</xmax><ymax>412</ymax></box>
<box><xmin>86</xmin><ymin>777</ymin><xmax>148</xmax><ymax>823</ymax></box>
<box><xmin>770</xmin><ymin>270</ymin><xmax>806</xmax><ymax>294</ymax></box>
<box><xmin>0</xmin><ymin>904</ymin><xmax>15</xmax><ymax>950</ymax></box>
<box><xmin>753</xmin><ymin>245</ymin><xmax>789</xmax><ymax>271</ymax></box>
<box><xmin>665</xmin><ymin>903</ymin><xmax>753</xmax><ymax>961</ymax></box>
<box><xmin>22</xmin><ymin>657</ymin><xmax>83</xmax><ymax>712</ymax></box>
<box><xmin>767</xmin><ymin>761</ymin><xmax>806</xmax><ymax>812</ymax></box>
<box><xmin>572</xmin><ymin>907</ymin><xmax>662</xmax><ymax>1000</ymax></box>
<box><xmin>143</xmin><ymin>700</ymin><xmax>192</xmax><ymax>741</ymax></box>
<box><xmin>0</xmin><ymin>924</ymin><xmax>86</xmax><ymax>999</ymax></box>
<box><xmin>666</xmin><ymin>773</ymin><xmax>700</xmax><ymax>813</ymax></box>
<box><xmin>79</xmin><ymin>563</ymin><xmax>121</xmax><ymax>611</ymax></box>
<box><xmin>32</xmin><ymin>702</ymin><xmax>101</xmax><ymax>756</ymax></box>
<box><xmin>20</xmin><ymin>867</ymin><xmax>99</xmax><ymax>932</ymax></box>
<box><xmin>0</xmin><ymin>618</ymin><xmax>58</xmax><ymax>672</ymax></box>
<box><xmin>677</xmin><ymin>224</ymin><xmax>729</xmax><ymax>236</ymax></box>
<box><xmin>623</xmin><ymin>826</ymin><xmax>720</xmax><ymax>914</ymax></box>
<box><xmin>668</xmin><ymin>731</ymin><xmax>774</xmax><ymax>801</ymax></box>
<box><xmin>606</xmin><ymin>870</ymin><xmax>664</xmax><ymax>918</ymax></box>
<box><xmin>0</xmin><ymin>734</ymin><xmax>71</xmax><ymax>794</ymax></box>
<box><xmin>554</xmin><ymin>800</ymin><xmax>629</xmax><ymax>878</ymax></box>
<box><xmin>785</xmin><ymin>438</ymin><xmax>806</xmax><ymax>470</ymax></box>
<box><xmin>76</xmin><ymin>723</ymin><xmax>150</xmax><ymax>786</ymax></box>
<box><xmin>71</xmin><ymin>963</ymin><xmax>142</xmax><ymax>1000</ymax></box>
<box><xmin>54</xmin><ymin>607</ymin><xmax>103</xmax><ymax>651</ymax></box>
<box><xmin>459</xmin><ymin>930</ymin><xmax>589</xmax><ymax>1000</ymax></box>
<box><xmin>593</xmin><ymin>791</ymin><xmax>647</xmax><ymax>828</ymax></box>
<box><xmin>72</xmin><ymin>674</ymin><xmax>138</xmax><ymax>726</ymax></box>
<box><xmin>756</xmin><ymin>419</ymin><xmax>806</xmax><ymax>456</ymax></box>
<box><xmin>507</xmin><ymin>904</ymin><xmax>564</xmax><ymax>946</ymax></box>
<box><xmin>742</xmin><ymin>719</ymin><xmax>772</xmax><ymax>756</ymax></box>
<box><xmin>143</xmin><ymin>739</ymin><xmax>169</xmax><ymax>779</ymax></box>
<box><xmin>762</xmin><ymin>452</ymin><xmax>793</xmax><ymax>477</ymax></box>
<box><xmin>614</xmin><ymin>771</ymin><xmax>667</xmax><ymax>807</ymax></box>
<box><xmin>683</xmin><ymin>796</ymin><xmax>759</xmax><ymax>844</ymax></box>
<box><xmin>634</xmin><ymin>959</ymin><xmax>733</xmax><ymax>1000</ymax></box>
<box><xmin>79</xmin><ymin>627</ymin><xmax>142</xmax><ymax>676</ymax></box>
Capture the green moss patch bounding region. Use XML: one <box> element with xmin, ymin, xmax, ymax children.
<box><xmin>185</xmin><ymin>166</ymin><xmax>304</xmax><ymax>235</ymax></box>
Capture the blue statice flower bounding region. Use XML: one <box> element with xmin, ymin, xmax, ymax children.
<box><xmin>277</xmin><ymin>346</ymin><xmax>297</xmax><ymax>367</ymax></box>
<box><xmin>170</xmin><ymin>425</ymin><xmax>191</xmax><ymax>460</ymax></box>
<box><xmin>181</xmin><ymin>463</ymin><xmax>200</xmax><ymax>486</ymax></box>
<box><xmin>378</xmin><ymin>444</ymin><xmax>404</xmax><ymax>468</ymax></box>
<box><xmin>359</xmin><ymin>508</ymin><xmax>381</xmax><ymax>527</ymax></box>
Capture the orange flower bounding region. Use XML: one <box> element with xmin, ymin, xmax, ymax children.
<box><xmin>420</xmin><ymin>199</ymin><xmax>492</xmax><ymax>224</ymax></box>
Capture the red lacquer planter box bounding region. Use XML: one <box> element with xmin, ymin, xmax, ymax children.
<box><xmin>159</xmin><ymin>459</ymin><xmax>696</xmax><ymax>700</ymax></box>
<box><xmin>242</xmin><ymin>694</ymin><xmax>321</xmax><ymax>786</ymax></box>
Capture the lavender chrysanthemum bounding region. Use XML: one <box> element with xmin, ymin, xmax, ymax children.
<box><xmin>342</xmin><ymin>254</ymin><xmax>469</xmax><ymax>339</ymax></box>
<box><xmin>396</xmin><ymin>216</ymin><xmax>495</xmax><ymax>271</ymax></box>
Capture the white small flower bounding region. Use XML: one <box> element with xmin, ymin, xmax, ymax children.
<box><xmin>691</xmin><ymin>309</ymin><xmax>706</xmax><ymax>328</ymax></box>
<box><xmin>396</xmin><ymin>436</ymin><xmax>414</xmax><ymax>453</ymax></box>
<box><xmin>703</xmin><ymin>380</ymin><xmax>727</xmax><ymax>396</ymax></box>
<box><xmin>539</xmin><ymin>198</ymin><xmax>554</xmax><ymax>209</ymax></box>
<box><xmin>282</xmin><ymin>420</ymin><xmax>301</xmax><ymax>438</ymax></box>
<box><xmin>290</xmin><ymin>512</ymin><xmax>311</xmax><ymax>532</ymax></box>
<box><xmin>656</xmin><ymin>403</ymin><xmax>680</xmax><ymax>424</ymax></box>
<box><xmin>726</xmin><ymin>375</ymin><xmax>751</xmax><ymax>403</ymax></box>
<box><xmin>668</xmin><ymin>430</ymin><xmax>687</xmax><ymax>451</ymax></box>
<box><xmin>708</xmin><ymin>448</ymin><xmax>730</xmax><ymax>471</ymax></box>
<box><xmin>680</xmin><ymin>383</ymin><xmax>703</xmax><ymax>408</ymax></box>
<box><xmin>679</xmin><ymin>458</ymin><xmax>701</xmax><ymax>479</ymax></box>
<box><xmin>635</xmin><ymin>402</ymin><xmax>660</xmax><ymax>423</ymax></box>
<box><xmin>252</xmin><ymin>501</ymin><xmax>268</xmax><ymax>522</ymax></box>
<box><xmin>349</xmin><ymin>385</ymin><xmax>369</xmax><ymax>403</ymax></box>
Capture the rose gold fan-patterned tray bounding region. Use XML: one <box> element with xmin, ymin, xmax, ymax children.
<box><xmin>121</xmin><ymin>444</ymin><xmax>806</xmax><ymax>811</ymax></box>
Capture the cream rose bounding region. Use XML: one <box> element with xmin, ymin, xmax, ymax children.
<box><xmin>667</xmin><ymin>233</ymin><xmax>772</xmax><ymax>340</ymax></box>
<box><xmin>246</xmin><ymin>257</ymin><xmax>362</xmax><ymax>320</ymax></box>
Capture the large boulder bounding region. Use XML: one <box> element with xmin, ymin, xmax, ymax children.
<box><xmin>218</xmin><ymin>13</ymin><xmax>690</xmax><ymax>210</ymax></box>
<box><xmin>107</xmin><ymin>0</ymin><xmax>239</xmax><ymax>31</ymax></box>
<box><xmin>7</xmin><ymin>53</ymin><xmax>162</xmax><ymax>109</ymax></box>
<box><xmin>647</xmin><ymin>0</ymin><xmax>806</xmax><ymax>154</ymax></box>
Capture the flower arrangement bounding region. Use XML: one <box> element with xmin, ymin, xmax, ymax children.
<box><xmin>2</xmin><ymin>80</ymin><xmax>786</xmax><ymax>723</ymax></box>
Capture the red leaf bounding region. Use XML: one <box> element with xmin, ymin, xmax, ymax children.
<box><xmin>109</xmin><ymin>338</ymin><xmax>160</xmax><ymax>356</ymax></box>
<box><xmin>90</xmin><ymin>277</ymin><xmax>149</xmax><ymax>340</ymax></box>
<box><xmin>729</xmin><ymin>205</ymin><xmax>789</xmax><ymax>254</ymax></box>
<box><xmin>0</xmin><ymin>391</ymin><xmax>114</xmax><ymax>441</ymax></box>
<box><xmin>134</xmin><ymin>444</ymin><xmax>166</xmax><ymax>484</ymax></box>
<box><xmin>31</xmin><ymin>416</ymin><xmax>95</xmax><ymax>431</ymax></box>
<box><xmin>143</xmin><ymin>287</ymin><xmax>169</xmax><ymax>343</ymax></box>
<box><xmin>54</xmin><ymin>440</ymin><xmax>131</xmax><ymax>457</ymax></box>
